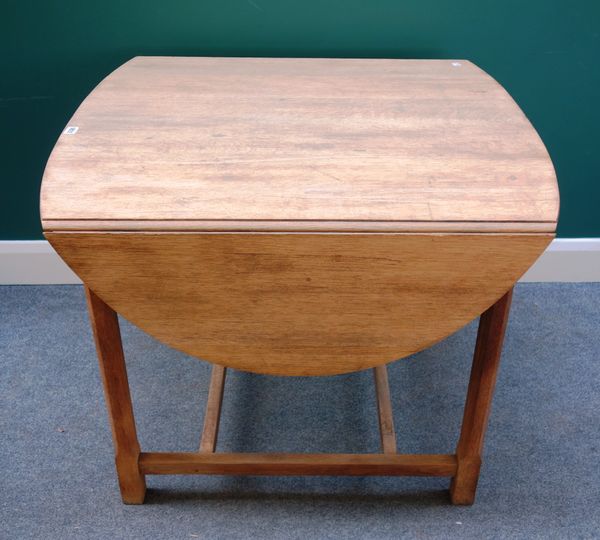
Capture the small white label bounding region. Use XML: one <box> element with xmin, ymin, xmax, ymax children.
<box><xmin>451</xmin><ymin>62</ymin><xmax>462</xmax><ymax>67</ymax></box>
<box><xmin>64</xmin><ymin>126</ymin><xmax>79</xmax><ymax>135</ymax></box>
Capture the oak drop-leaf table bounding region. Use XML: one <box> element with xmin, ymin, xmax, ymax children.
<box><xmin>40</xmin><ymin>57</ymin><xmax>559</xmax><ymax>505</ymax></box>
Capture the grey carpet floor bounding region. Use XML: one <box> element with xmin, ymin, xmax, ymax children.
<box><xmin>1</xmin><ymin>284</ymin><xmax>599</xmax><ymax>539</ymax></box>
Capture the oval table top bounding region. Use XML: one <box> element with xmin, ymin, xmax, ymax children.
<box><xmin>41</xmin><ymin>57</ymin><xmax>558</xmax><ymax>375</ymax></box>
<box><xmin>41</xmin><ymin>56</ymin><xmax>558</xmax><ymax>233</ymax></box>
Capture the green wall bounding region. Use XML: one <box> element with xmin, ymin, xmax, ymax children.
<box><xmin>2</xmin><ymin>0</ymin><xmax>599</xmax><ymax>239</ymax></box>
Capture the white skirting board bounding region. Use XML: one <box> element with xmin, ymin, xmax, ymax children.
<box><xmin>0</xmin><ymin>241</ymin><xmax>80</xmax><ymax>285</ymax></box>
<box><xmin>0</xmin><ymin>239</ymin><xmax>599</xmax><ymax>284</ymax></box>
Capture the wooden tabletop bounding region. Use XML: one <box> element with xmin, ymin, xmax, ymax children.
<box><xmin>41</xmin><ymin>56</ymin><xmax>558</xmax><ymax>233</ymax></box>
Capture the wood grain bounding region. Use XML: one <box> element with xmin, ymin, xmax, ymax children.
<box><xmin>40</xmin><ymin>57</ymin><xmax>559</xmax><ymax>231</ymax></box>
<box><xmin>139</xmin><ymin>452</ymin><xmax>457</xmax><ymax>476</ymax></box>
<box><xmin>85</xmin><ymin>287</ymin><xmax>146</xmax><ymax>504</ymax></box>
<box><xmin>48</xmin><ymin>233</ymin><xmax>551</xmax><ymax>376</ymax></box>
<box><xmin>450</xmin><ymin>289</ymin><xmax>513</xmax><ymax>505</ymax></box>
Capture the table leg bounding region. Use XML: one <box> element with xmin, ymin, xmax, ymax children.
<box><xmin>199</xmin><ymin>365</ymin><xmax>227</xmax><ymax>452</ymax></box>
<box><xmin>450</xmin><ymin>289</ymin><xmax>513</xmax><ymax>505</ymax></box>
<box><xmin>373</xmin><ymin>365</ymin><xmax>397</xmax><ymax>454</ymax></box>
<box><xmin>85</xmin><ymin>287</ymin><xmax>146</xmax><ymax>504</ymax></box>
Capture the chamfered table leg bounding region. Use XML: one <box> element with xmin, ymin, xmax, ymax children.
<box><xmin>450</xmin><ymin>288</ymin><xmax>513</xmax><ymax>505</ymax></box>
<box><xmin>85</xmin><ymin>287</ymin><xmax>147</xmax><ymax>504</ymax></box>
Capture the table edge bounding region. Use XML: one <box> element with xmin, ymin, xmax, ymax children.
<box><xmin>42</xmin><ymin>219</ymin><xmax>557</xmax><ymax>234</ymax></box>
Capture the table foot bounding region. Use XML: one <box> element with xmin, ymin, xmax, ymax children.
<box><xmin>449</xmin><ymin>456</ymin><xmax>481</xmax><ymax>505</ymax></box>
